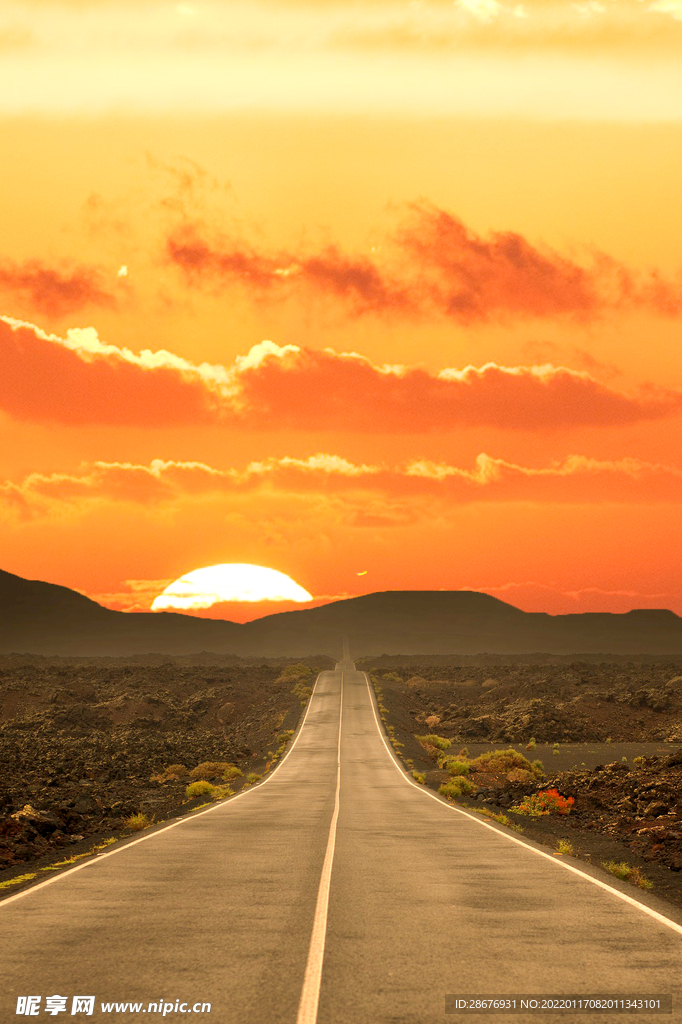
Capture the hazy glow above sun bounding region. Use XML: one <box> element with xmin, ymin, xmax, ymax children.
<box><xmin>151</xmin><ymin>563</ymin><xmax>313</xmax><ymax>611</ymax></box>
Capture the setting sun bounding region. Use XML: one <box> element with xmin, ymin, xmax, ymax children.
<box><xmin>151</xmin><ymin>564</ymin><xmax>313</xmax><ymax>613</ymax></box>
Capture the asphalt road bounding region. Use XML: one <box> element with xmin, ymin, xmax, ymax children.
<box><xmin>2</xmin><ymin>642</ymin><xmax>682</xmax><ymax>1023</ymax></box>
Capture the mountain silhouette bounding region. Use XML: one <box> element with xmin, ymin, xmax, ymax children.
<box><xmin>1</xmin><ymin>568</ymin><xmax>681</xmax><ymax>657</ymax></box>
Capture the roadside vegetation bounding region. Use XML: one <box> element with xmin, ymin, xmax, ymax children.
<box><xmin>601</xmin><ymin>860</ymin><xmax>653</xmax><ymax>890</ymax></box>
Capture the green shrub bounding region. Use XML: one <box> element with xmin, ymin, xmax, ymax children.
<box><xmin>0</xmin><ymin>872</ymin><xmax>37</xmax><ymax>890</ymax></box>
<box><xmin>556</xmin><ymin>839</ymin><xmax>574</xmax><ymax>855</ymax></box>
<box><xmin>602</xmin><ymin>861</ymin><xmax>653</xmax><ymax>890</ymax></box>
<box><xmin>246</xmin><ymin>773</ymin><xmax>262</xmax><ymax>784</ymax></box>
<box><xmin>222</xmin><ymin>765</ymin><xmax>243</xmax><ymax>781</ymax></box>
<box><xmin>439</xmin><ymin>778</ymin><xmax>475</xmax><ymax>799</ymax></box>
<box><xmin>444</xmin><ymin>759</ymin><xmax>471</xmax><ymax>777</ymax></box>
<box><xmin>415</xmin><ymin>734</ymin><xmax>451</xmax><ymax>751</ymax></box>
<box><xmin>279</xmin><ymin>663</ymin><xmax>313</xmax><ymax>680</ymax></box>
<box><xmin>412</xmin><ymin>771</ymin><xmax>426</xmax><ymax>784</ymax></box>
<box><xmin>531</xmin><ymin>759</ymin><xmax>546</xmax><ymax>776</ymax></box>
<box><xmin>472</xmin><ymin>808</ymin><xmax>524</xmax><ymax>833</ymax></box>
<box><xmin>185</xmin><ymin>780</ymin><xmax>215</xmax><ymax>799</ymax></box>
<box><xmin>292</xmin><ymin>682</ymin><xmax>312</xmax><ymax>703</ymax></box>
<box><xmin>163</xmin><ymin>763</ymin><xmax>188</xmax><ymax>779</ymax></box>
<box><xmin>124</xmin><ymin>812</ymin><xmax>151</xmax><ymax>831</ymax></box>
<box><xmin>189</xmin><ymin>761</ymin><xmax>233</xmax><ymax>781</ymax></box>
<box><xmin>470</xmin><ymin>748</ymin><xmax>543</xmax><ymax>777</ymax></box>
<box><xmin>525</xmin><ymin>738</ymin><xmax>537</xmax><ymax>751</ymax></box>
<box><xmin>277</xmin><ymin>730</ymin><xmax>295</xmax><ymax>743</ymax></box>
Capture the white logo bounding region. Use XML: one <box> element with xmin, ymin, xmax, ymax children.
<box><xmin>15</xmin><ymin>997</ymin><xmax>41</xmax><ymax>1016</ymax></box>
<box><xmin>45</xmin><ymin>995</ymin><xmax>68</xmax><ymax>1015</ymax></box>
<box><xmin>71</xmin><ymin>997</ymin><xmax>95</xmax><ymax>1016</ymax></box>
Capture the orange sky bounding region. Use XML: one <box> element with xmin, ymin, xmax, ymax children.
<box><xmin>1</xmin><ymin>0</ymin><xmax>681</xmax><ymax>620</ymax></box>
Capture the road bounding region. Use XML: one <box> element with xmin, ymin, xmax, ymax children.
<box><xmin>2</xmin><ymin>641</ymin><xmax>682</xmax><ymax>1022</ymax></box>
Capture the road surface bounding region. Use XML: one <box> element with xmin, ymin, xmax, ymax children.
<box><xmin>2</xmin><ymin>641</ymin><xmax>681</xmax><ymax>1022</ymax></box>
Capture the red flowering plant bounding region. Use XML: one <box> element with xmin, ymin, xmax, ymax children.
<box><xmin>511</xmin><ymin>788</ymin><xmax>575</xmax><ymax>817</ymax></box>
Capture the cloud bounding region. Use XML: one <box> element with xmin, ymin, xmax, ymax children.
<box><xmin>168</xmin><ymin>234</ymin><xmax>412</xmax><ymax>314</ymax></box>
<box><xmin>1</xmin><ymin>314</ymin><xmax>679</xmax><ymax>429</ymax></box>
<box><xmin>0</xmin><ymin>315</ymin><xmax>232</xmax><ymax>425</ymax></box>
<box><xmin>236</xmin><ymin>347</ymin><xmax>680</xmax><ymax>431</ymax></box>
<box><xmin>0</xmin><ymin>260</ymin><xmax>117</xmax><ymax>316</ymax></box>
<box><xmin>3</xmin><ymin>451</ymin><xmax>680</xmax><ymax>520</ymax></box>
<box><xmin>168</xmin><ymin>204</ymin><xmax>682</xmax><ymax>323</ymax></box>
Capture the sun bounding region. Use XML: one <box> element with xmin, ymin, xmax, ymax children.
<box><xmin>151</xmin><ymin>563</ymin><xmax>313</xmax><ymax>612</ymax></box>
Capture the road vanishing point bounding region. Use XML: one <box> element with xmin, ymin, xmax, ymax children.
<box><xmin>2</xmin><ymin>640</ymin><xmax>682</xmax><ymax>1023</ymax></box>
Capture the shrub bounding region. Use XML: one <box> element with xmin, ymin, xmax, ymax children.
<box><xmin>277</xmin><ymin>730</ymin><xmax>295</xmax><ymax>743</ymax></box>
<box><xmin>531</xmin><ymin>759</ymin><xmax>545</xmax><ymax>777</ymax></box>
<box><xmin>412</xmin><ymin>771</ymin><xmax>426</xmax><ymax>784</ymax></box>
<box><xmin>185</xmin><ymin>780</ymin><xmax>234</xmax><ymax>801</ymax></box>
<box><xmin>633</xmin><ymin>756</ymin><xmax>644</xmax><ymax>767</ymax></box>
<box><xmin>292</xmin><ymin>682</ymin><xmax>312</xmax><ymax>703</ymax></box>
<box><xmin>470</xmin><ymin>749</ymin><xmax>542</xmax><ymax>778</ymax></box>
<box><xmin>125</xmin><ymin>812</ymin><xmax>151</xmax><ymax>831</ymax></box>
<box><xmin>473</xmin><ymin>808</ymin><xmax>524</xmax><ymax>833</ymax></box>
<box><xmin>425</xmin><ymin>714</ymin><xmax>441</xmax><ymax>729</ymax></box>
<box><xmin>189</xmin><ymin>761</ymin><xmax>233</xmax><ymax>781</ymax></box>
<box><xmin>512</xmin><ymin>789</ymin><xmax>575</xmax><ymax>817</ymax></box>
<box><xmin>246</xmin><ymin>773</ymin><xmax>262</xmax><ymax>784</ymax></box>
<box><xmin>279</xmin><ymin>663</ymin><xmax>313</xmax><ymax>680</ymax></box>
<box><xmin>163</xmin><ymin>763</ymin><xmax>188</xmax><ymax>779</ymax></box>
<box><xmin>0</xmin><ymin>872</ymin><xmax>37</xmax><ymax>890</ymax></box>
<box><xmin>552</xmin><ymin>744</ymin><xmax>560</xmax><ymax>756</ymax></box>
<box><xmin>444</xmin><ymin>759</ymin><xmax>471</xmax><ymax>777</ymax></box>
<box><xmin>185</xmin><ymin>780</ymin><xmax>215</xmax><ymax>799</ymax></box>
<box><xmin>556</xmin><ymin>839</ymin><xmax>574</xmax><ymax>855</ymax></box>
<box><xmin>415</xmin><ymin>734</ymin><xmax>451</xmax><ymax>751</ymax></box>
<box><xmin>605</xmin><ymin>736</ymin><xmax>612</xmax><ymax>744</ymax></box>
<box><xmin>602</xmin><ymin>861</ymin><xmax>653</xmax><ymax>890</ymax></box>
<box><xmin>525</xmin><ymin>738</ymin><xmax>536</xmax><ymax>751</ymax></box>
<box><xmin>221</xmin><ymin>765</ymin><xmax>243</xmax><ymax>781</ymax></box>
<box><xmin>439</xmin><ymin>778</ymin><xmax>475</xmax><ymax>799</ymax></box>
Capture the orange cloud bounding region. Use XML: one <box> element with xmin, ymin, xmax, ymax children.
<box><xmin>168</xmin><ymin>204</ymin><xmax>682</xmax><ymax>323</ymax></box>
<box><xmin>1</xmin><ymin>315</ymin><xmax>679</xmax><ymax>430</ymax></box>
<box><xmin>3</xmin><ymin>451</ymin><xmax>680</xmax><ymax>520</ymax></box>
<box><xmin>168</xmin><ymin>235</ymin><xmax>412</xmax><ymax>314</ymax></box>
<box><xmin>0</xmin><ymin>260</ymin><xmax>116</xmax><ymax>317</ymax></box>
<box><xmin>0</xmin><ymin>315</ymin><xmax>226</xmax><ymax>425</ymax></box>
<box><xmin>236</xmin><ymin>346</ymin><xmax>680</xmax><ymax>431</ymax></box>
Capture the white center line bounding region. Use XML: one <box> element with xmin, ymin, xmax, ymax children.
<box><xmin>296</xmin><ymin>671</ymin><xmax>344</xmax><ymax>1024</ymax></box>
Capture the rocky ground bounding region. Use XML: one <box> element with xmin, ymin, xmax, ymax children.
<box><xmin>364</xmin><ymin>661</ymin><xmax>682</xmax><ymax>910</ymax></box>
<box><xmin>357</xmin><ymin>658</ymin><xmax>682</xmax><ymax>743</ymax></box>
<box><xmin>0</xmin><ymin>654</ymin><xmax>332</xmax><ymax>887</ymax></box>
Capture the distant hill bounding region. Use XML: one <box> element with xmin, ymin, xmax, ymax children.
<box><xmin>1</xmin><ymin>568</ymin><xmax>682</xmax><ymax>657</ymax></box>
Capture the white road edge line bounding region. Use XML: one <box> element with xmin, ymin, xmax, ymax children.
<box><xmin>0</xmin><ymin>670</ymin><xmax>329</xmax><ymax>909</ymax></box>
<box><xmin>296</xmin><ymin>670</ymin><xmax>344</xmax><ymax>1024</ymax></box>
<box><xmin>363</xmin><ymin>671</ymin><xmax>682</xmax><ymax>939</ymax></box>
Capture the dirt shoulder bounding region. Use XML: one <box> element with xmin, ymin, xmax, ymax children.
<box><xmin>0</xmin><ymin>654</ymin><xmax>332</xmax><ymax>893</ymax></box>
<box><xmin>362</xmin><ymin>661</ymin><xmax>682</xmax><ymax>913</ymax></box>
